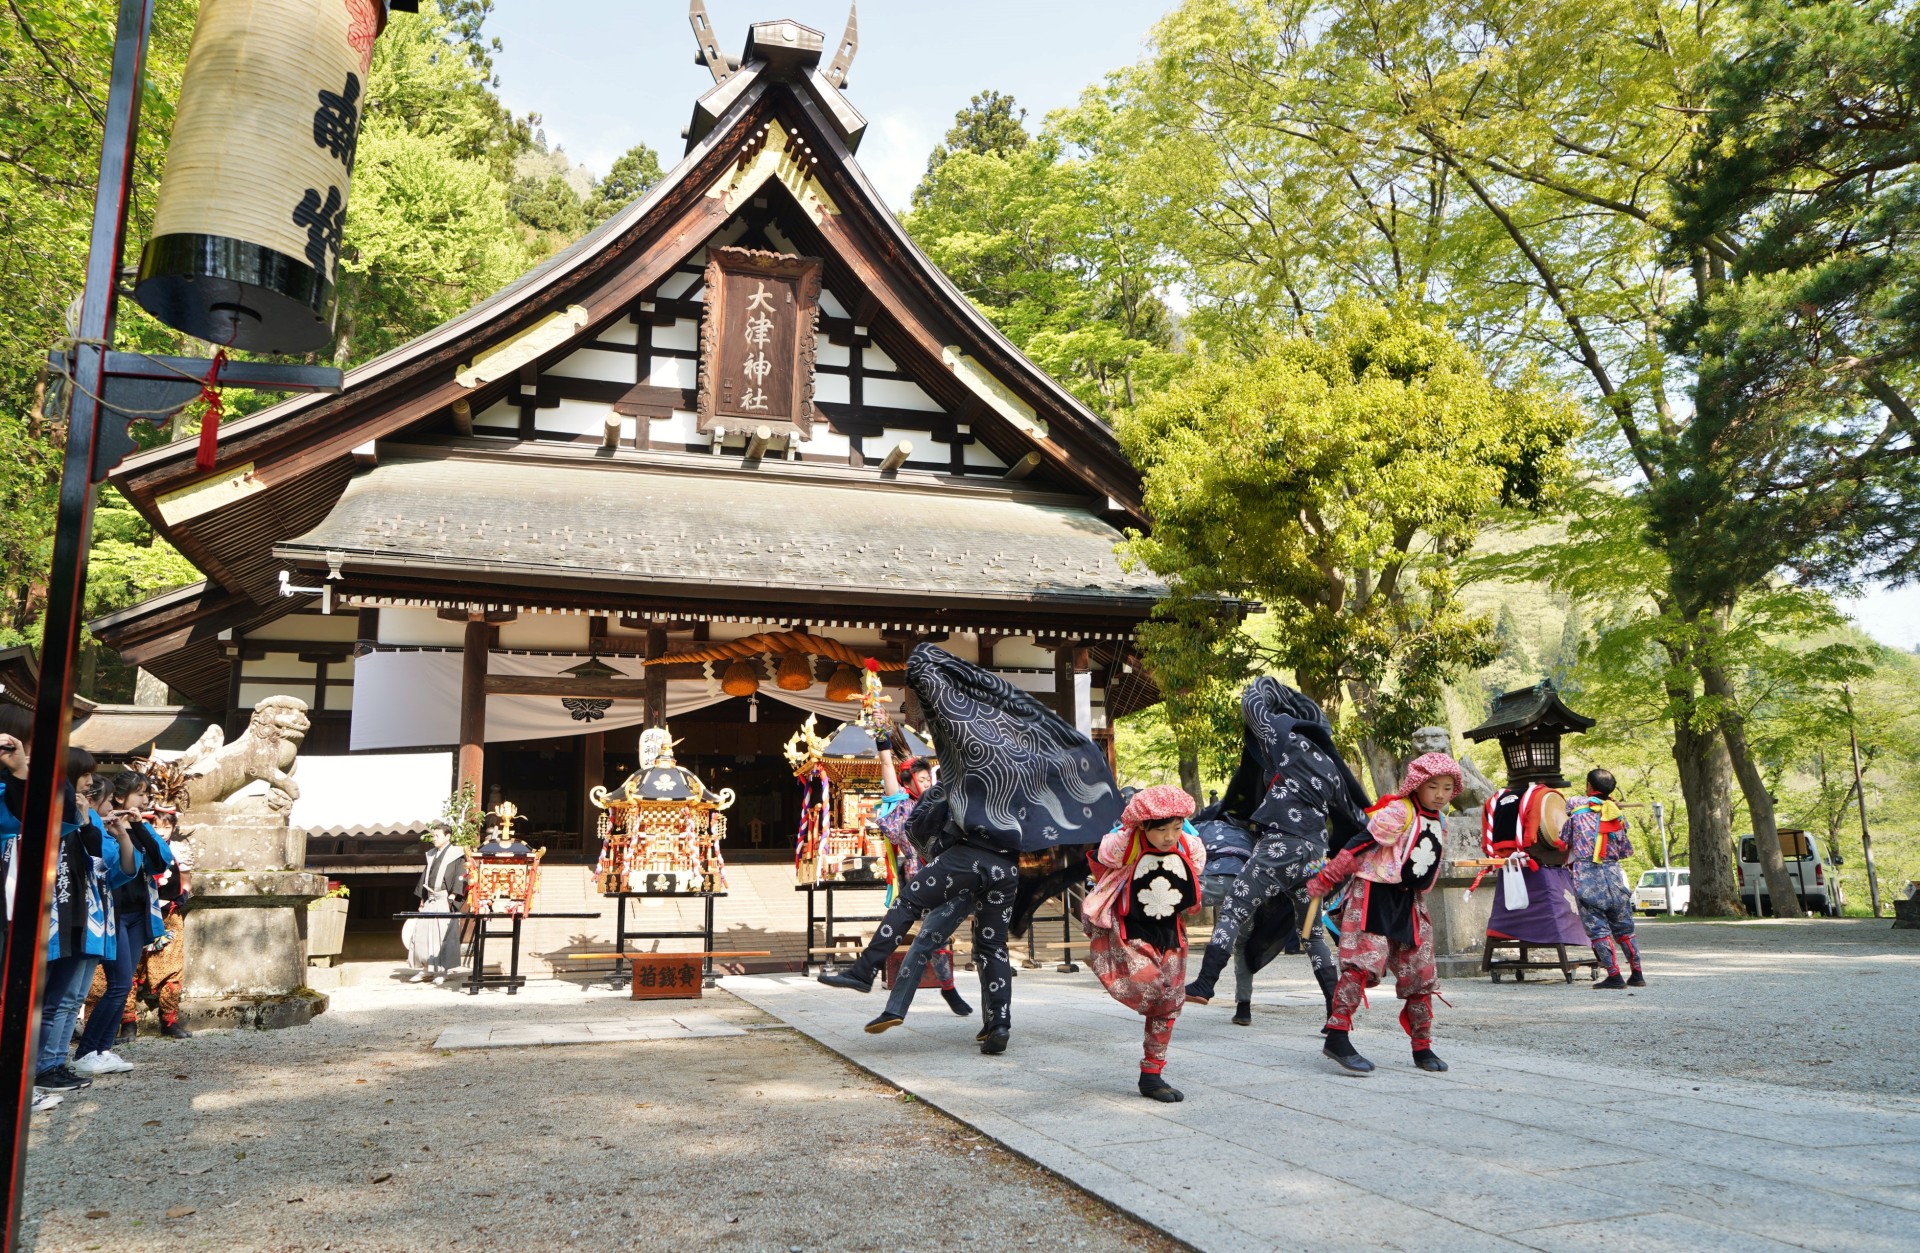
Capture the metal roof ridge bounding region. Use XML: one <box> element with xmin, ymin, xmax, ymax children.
<box><xmin>368</xmin><ymin>438</ymin><xmax>1106</xmax><ymax>509</ymax></box>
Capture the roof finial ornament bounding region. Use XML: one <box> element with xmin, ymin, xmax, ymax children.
<box><xmin>824</xmin><ymin>2</ymin><xmax>858</xmax><ymax>89</ymax></box>
<box><xmin>689</xmin><ymin>0</ymin><xmax>738</xmax><ymax>85</ymax></box>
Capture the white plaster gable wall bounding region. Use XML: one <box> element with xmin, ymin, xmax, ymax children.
<box><xmin>547</xmin><ymin>346</ymin><xmax>635</xmax><ymax>384</ymax></box>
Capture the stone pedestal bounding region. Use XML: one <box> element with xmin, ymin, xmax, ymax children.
<box><xmin>1434</xmin><ymin>813</ymin><xmax>1494</xmax><ymax>979</ymax></box>
<box><xmin>178</xmin><ymin>801</ymin><xmax>329</xmax><ymax>1030</ymax></box>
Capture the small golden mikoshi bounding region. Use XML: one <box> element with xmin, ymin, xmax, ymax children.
<box><xmin>135</xmin><ymin>0</ymin><xmax>388</xmax><ymax>352</ymax></box>
<box><xmin>776</xmin><ymin>650</ymin><xmax>814</xmax><ymax>692</ymax></box>
<box><xmin>824</xmin><ymin>663</ymin><xmax>861</xmax><ymax>702</ymax></box>
<box><xmin>721</xmin><ymin>659</ymin><xmax>760</xmax><ymax>697</ymax></box>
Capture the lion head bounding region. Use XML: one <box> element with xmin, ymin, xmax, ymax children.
<box><xmin>249</xmin><ymin>695</ymin><xmax>311</xmax><ymax>745</ymax></box>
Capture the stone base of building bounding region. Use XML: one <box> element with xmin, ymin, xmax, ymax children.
<box><xmin>179</xmin><ymin>988</ymin><xmax>329</xmax><ymax>1031</ymax></box>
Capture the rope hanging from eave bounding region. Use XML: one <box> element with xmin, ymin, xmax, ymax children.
<box><xmin>642</xmin><ymin>630</ymin><xmax>905</xmax><ymax>670</ymax></box>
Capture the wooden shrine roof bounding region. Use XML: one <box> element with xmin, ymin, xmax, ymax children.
<box><xmin>272</xmin><ymin>445</ymin><xmax>1164</xmax><ymax>619</ymax></box>
<box><xmin>105</xmin><ymin>44</ymin><xmax>1144</xmax><ymax>605</ymax></box>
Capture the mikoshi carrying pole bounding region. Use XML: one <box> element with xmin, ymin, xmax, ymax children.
<box><xmin>134</xmin><ymin>0</ymin><xmax>388</xmax><ymax>353</ymax></box>
<box><xmin>0</xmin><ymin>2</ymin><xmax>155</xmax><ymax>1240</ymax></box>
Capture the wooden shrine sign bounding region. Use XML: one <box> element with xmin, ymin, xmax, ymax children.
<box><xmin>697</xmin><ymin>246</ymin><xmax>824</xmax><ymax>437</ymax></box>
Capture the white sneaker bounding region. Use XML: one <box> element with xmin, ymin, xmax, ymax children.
<box><xmin>431</xmin><ymin>975</ymin><xmax>447</xmax><ymax>986</ymax></box>
<box><xmin>408</xmin><ymin>970</ymin><xmax>428</xmax><ymax>983</ymax></box>
<box><xmin>98</xmin><ymin>1049</ymin><xmax>135</xmax><ymax>1072</ymax></box>
<box><xmin>31</xmin><ymin>1089</ymin><xmax>62</xmax><ymax>1112</ymax></box>
<box><xmin>71</xmin><ymin>1052</ymin><xmax>123</xmax><ymax>1077</ymax></box>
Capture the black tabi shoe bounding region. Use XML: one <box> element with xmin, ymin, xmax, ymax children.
<box><xmin>817</xmin><ymin>968</ymin><xmax>874</xmax><ymax>993</ymax></box>
<box><xmin>864</xmin><ymin>1013</ymin><xmax>904</xmax><ymax>1034</ymax></box>
<box><xmin>979</xmin><ymin>1029</ymin><xmax>1010</xmax><ymax>1055</ymax></box>
<box><xmin>941</xmin><ymin>988</ymin><xmax>973</xmax><ymax>1017</ymax></box>
<box><xmin>1232</xmin><ymin>1001</ymin><xmax>1253</xmax><ymax>1027</ymax></box>
<box><xmin>1138</xmin><ymin>1072</ymin><xmax>1184</xmax><ymax>1103</ymax></box>
<box><xmin>1594</xmin><ymin>973</ymin><xmax>1627</xmax><ymax>990</ymax></box>
<box><xmin>1626</xmin><ymin>971</ymin><xmax>1646</xmax><ymax>987</ymax></box>
<box><xmin>1321</xmin><ymin>1030</ymin><xmax>1374</xmax><ymax>1075</ymax></box>
<box><xmin>1412</xmin><ymin>1048</ymin><xmax>1449</xmax><ymax>1073</ymax></box>
<box><xmin>160</xmin><ymin>1021</ymin><xmax>193</xmax><ymax>1040</ymax></box>
<box><xmin>1182</xmin><ymin>981</ymin><xmax>1212</xmax><ymax>1005</ymax></box>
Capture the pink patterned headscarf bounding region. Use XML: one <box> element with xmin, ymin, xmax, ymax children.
<box><xmin>1397</xmin><ymin>752</ymin><xmax>1464</xmax><ymax>800</ymax></box>
<box><xmin>1121</xmin><ymin>784</ymin><xmax>1195</xmax><ymax>831</ymax></box>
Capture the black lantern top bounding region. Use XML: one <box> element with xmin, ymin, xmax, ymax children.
<box><xmin>1463</xmin><ymin>679</ymin><xmax>1595</xmax><ymax>788</ymax></box>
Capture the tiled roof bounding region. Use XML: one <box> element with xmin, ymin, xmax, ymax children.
<box><xmin>275</xmin><ymin>454</ymin><xmax>1164</xmax><ymax>611</ymax></box>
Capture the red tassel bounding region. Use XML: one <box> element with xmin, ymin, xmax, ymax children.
<box><xmin>194</xmin><ymin>349</ymin><xmax>227</xmax><ymax>472</ymax></box>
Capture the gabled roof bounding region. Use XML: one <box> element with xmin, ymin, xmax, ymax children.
<box><xmin>1464</xmin><ymin>680</ymin><xmax>1596</xmax><ymax>742</ymax></box>
<box><xmin>109</xmin><ymin>39</ymin><xmax>1145</xmax><ymax>618</ymax></box>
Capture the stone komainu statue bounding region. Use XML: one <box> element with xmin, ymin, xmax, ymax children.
<box><xmin>1406</xmin><ymin>725</ymin><xmax>1498</xmax><ymax>811</ymax></box>
<box><xmin>177</xmin><ymin>695</ymin><xmax>311</xmax><ymax>812</ymax></box>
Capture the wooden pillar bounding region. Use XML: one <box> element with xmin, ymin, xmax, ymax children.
<box><xmin>1051</xmin><ymin>642</ymin><xmax>1076</xmax><ymax>724</ymax></box>
<box><xmin>457</xmin><ymin>616</ymin><xmax>490</xmax><ymax>794</ymax></box>
<box><xmin>579</xmin><ymin>729</ymin><xmax>605</xmax><ymax>838</ymax></box>
<box><xmin>643</xmin><ymin>623</ymin><xmax>668</xmax><ymax>728</ymax></box>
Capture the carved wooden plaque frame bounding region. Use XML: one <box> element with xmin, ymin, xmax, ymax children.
<box><xmin>696</xmin><ymin>246</ymin><xmax>824</xmax><ymax>438</ymax></box>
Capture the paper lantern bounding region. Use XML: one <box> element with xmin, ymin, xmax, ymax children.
<box><xmin>776</xmin><ymin>650</ymin><xmax>814</xmax><ymax>692</ymax></box>
<box><xmin>135</xmin><ymin>0</ymin><xmax>388</xmax><ymax>353</ymax></box>
<box><xmin>721</xmin><ymin>660</ymin><xmax>760</xmax><ymax>697</ymax></box>
<box><xmin>824</xmin><ymin>664</ymin><xmax>860</xmax><ymax>702</ymax></box>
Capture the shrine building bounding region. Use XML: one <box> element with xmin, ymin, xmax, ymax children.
<box><xmin>90</xmin><ymin>17</ymin><xmax>1166</xmax><ymax>895</ymax></box>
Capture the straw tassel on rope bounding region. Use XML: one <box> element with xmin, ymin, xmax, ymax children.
<box><xmin>194</xmin><ymin>348</ymin><xmax>228</xmax><ymax>471</ymax></box>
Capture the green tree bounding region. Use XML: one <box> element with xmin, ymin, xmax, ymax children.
<box><xmin>588</xmin><ymin>142</ymin><xmax>663</xmax><ymax>224</ymax></box>
<box><xmin>1119</xmin><ymin>0</ymin><xmax>1920</xmax><ymax>915</ymax></box>
<box><xmin>916</xmin><ymin>89</ymin><xmax>1029</xmax><ymax>194</ymax></box>
<box><xmin>0</xmin><ymin>1</ymin><xmax>196</xmax><ymax>646</ymax></box>
<box><xmin>0</xmin><ymin>0</ymin><xmax>555</xmax><ymax>686</ymax></box>
<box><xmin>1119</xmin><ymin>300</ymin><xmax>1578</xmax><ymax>792</ymax></box>
<box><xmin>327</xmin><ymin>1</ymin><xmax>544</xmax><ymax>365</ymax></box>
<box><xmin>905</xmin><ymin>92</ymin><xmax>1178</xmax><ymax>413</ymax></box>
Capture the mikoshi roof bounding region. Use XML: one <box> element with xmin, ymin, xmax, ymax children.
<box><xmin>1463</xmin><ymin>679</ymin><xmax>1597</xmax><ymax>742</ymax></box>
<box><xmin>271</xmin><ymin>450</ymin><xmax>1163</xmax><ymax>614</ymax></box>
<box><xmin>819</xmin><ymin>720</ymin><xmax>935</xmax><ymax>760</ymax></box>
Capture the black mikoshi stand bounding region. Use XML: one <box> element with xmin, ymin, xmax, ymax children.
<box><xmin>799</xmin><ymin>879</ymin><xmax>891</xmax><ymax>972</ymax></box>
<box><xmin>603</xmin><ymin>891</ymin><xmax>728</xmax><ymax>987</ymax></box>
<box><xmin>393</xmin><ymin>911</ymin><xmax>598</xmax><ymax>995</ymax></box>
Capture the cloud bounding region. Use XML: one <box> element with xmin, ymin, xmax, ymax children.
<box><xmin>857</xmin><ymin>112</ymin><xmax>937</xmax><ymax>212</ymax></box>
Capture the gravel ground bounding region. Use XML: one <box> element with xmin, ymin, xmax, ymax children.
<box><xmin>21</xmin><ymin>980</ymin><xmax>1182</xmax><ymax>1252</ymax></box>
<box><xmin>1434</xmin><ymin>917</ymin><xmax>1920</xmax><ymax>1103</ymax></box>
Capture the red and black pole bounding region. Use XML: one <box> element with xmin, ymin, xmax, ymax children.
<box><xmin>0</xmin><ymin>0</ymin><xmax>155</xmax><ymax>1242</ymax></box>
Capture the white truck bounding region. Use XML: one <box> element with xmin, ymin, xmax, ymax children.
<box><xmin>1736</xmin><ymin>829</ymin><xmax>1845</xmax><ymax>917</ymax></box>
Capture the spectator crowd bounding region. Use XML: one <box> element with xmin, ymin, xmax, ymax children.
<box><xmin>0</xmin><ymin>707</ymin><xmax>194</xmax><ymax>1115</ymax></box>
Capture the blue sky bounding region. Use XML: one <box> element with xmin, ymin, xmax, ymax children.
<box><xmin>483</xmin><ymin>1</ymin><xmax>1920</xmax><ymax>653</ymax></box>
<box><xmin>486</xmin><ymin>0</ymin><xmax>1173</xmax><ymax>210</ymax></box>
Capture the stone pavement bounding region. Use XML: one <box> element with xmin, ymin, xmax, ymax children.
<box><xmin>432</xmin><ymin>1009</ymin><xmax>747</xmax><ymax>1050</ymax></box>
<box><xmin>721</xmin><ymin>969</ymin><xmax>1920</xmax><ymax>1253</ymax></box>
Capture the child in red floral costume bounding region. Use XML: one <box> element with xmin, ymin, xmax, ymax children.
<box><xmin>1082</xmin><ymin>785</ymin><xmax>1207</xmax><ymax>1102</ymax></box>
<box><xmin>1308</xmin><ymin>752</ymin><xmax>1459</xmax><ymax>1076</ymax></box>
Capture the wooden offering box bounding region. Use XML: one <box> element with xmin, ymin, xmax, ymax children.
<box><xmin>629</xmin><ymin>953</ymin><xmax>704</xmax><ymax>1000</ymax></box>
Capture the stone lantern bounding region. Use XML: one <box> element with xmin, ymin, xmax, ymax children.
<box><xmin>1464</xmin><ymin>680</ymin><xmax>1595</xmax><ymax>789</ymax></box>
